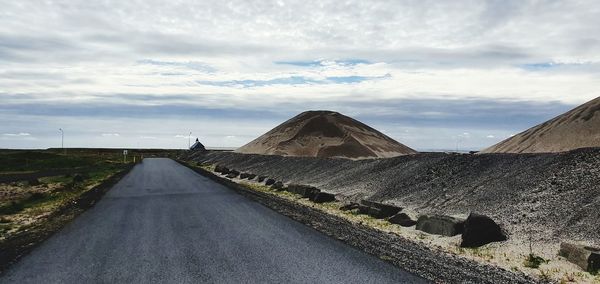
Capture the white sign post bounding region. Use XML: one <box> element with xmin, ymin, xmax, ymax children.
<box><xmin>123</xmin><ymin>150</ymin><xmax>128</xmax><ymax>163</ymax></box>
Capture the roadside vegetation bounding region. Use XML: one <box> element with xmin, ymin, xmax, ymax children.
<box><xmin>0</xmin><ymin>150</ymin><xmax>137</xmax><ymax>240</ymax></box>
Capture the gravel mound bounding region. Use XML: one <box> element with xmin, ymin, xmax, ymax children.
<box><xmin>235</xmin><ymin>110</ymin><xmax>417</xmax><ymax>159</ymax></box>
<box><xmin>482</xmin><ymin>96</ymin><xmax>600</xmax><ymax>153</ymax></box>
<box><xmin>188</xmin><ymin>148</ymin><xmax>600</xmax><ymax>246</ymax></box>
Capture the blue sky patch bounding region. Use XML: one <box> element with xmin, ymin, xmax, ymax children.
<box><xmin>275</xmin><ymin>59</ymin><xmax>372</xmax><ymax>67</ymax></box>
<box><xmin>198</xmin><ymin>73</ymin><xmax>389</xmax><ymax>87</ymax></box>
<box><xmin>138</xmin><ymin>59</ymin><xmax>215</xmax><ymax>73</ymax></box>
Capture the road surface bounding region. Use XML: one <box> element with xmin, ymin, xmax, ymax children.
<box><xmin>1</xmin><ymin>158</ymin><xmax>426</xmax><ymax>283</ymax></box>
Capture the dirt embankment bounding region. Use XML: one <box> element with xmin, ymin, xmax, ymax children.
<box><xmin>181</xmin><ymin>162</ymin><xmax>539</xmax><ymax>284</ymax></box>
<box><xmin>188</xmin><ymin>148</ymin><xmax>600</xmax><ymax>247</ymax></box>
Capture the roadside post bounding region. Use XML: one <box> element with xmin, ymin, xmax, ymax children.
<box><xmin>123</xmin><ymin>149</ymin><xmax>128</xmax><ymax>163</ymax></box>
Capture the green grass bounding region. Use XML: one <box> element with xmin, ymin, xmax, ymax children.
<box><xmin>0</xmin><ymin>150</ymin><xmax>132</xmax><ymax>238</ymax></box>
<box><xmin>0</xmin><ymin>201</ymin><xmax>24</xmax><ymax>215</ymax></box>
<box><xmin>523</xmin><ymin>253</ymin><xmax>548</xmax><ymax>269</ymax></box>
<box><xmin>39</xmin><ymin>175</ymin><xmax>72</xmax><ymax>184</ymax></box>
<box><xmin>0</xmin><ymin>187</ymin><xmax>72</xmax><ymax>216</ymax></box>
<box><xmin>0</xmin><ymin>149</ymin><xmax>155</xmax><ymax>174</ymax></box>
<box><xmin>0</xmin><ymin>151</ymin><xmax>96</xmax><ymax>173</ymax></box>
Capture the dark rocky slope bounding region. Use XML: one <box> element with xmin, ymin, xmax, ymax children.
<box><xmin>188</xmin><ymin>148</ymin><xmax>600</xmax><ymax>245</ymax></box>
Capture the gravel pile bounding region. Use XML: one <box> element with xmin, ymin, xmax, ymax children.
<box><xmin>188</xmin><ymin>148</ymin><xmax>600</xmax><ymax>246</ymax></box>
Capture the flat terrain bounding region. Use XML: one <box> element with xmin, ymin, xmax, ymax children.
<box><xmin>0</xmin><ymin>158</ymin><xmax>425</xmax><ymax>283</ymax></box>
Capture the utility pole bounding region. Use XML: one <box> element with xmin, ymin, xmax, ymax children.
<box><xmin>188</xmin><ymin>131</ymin><xmax>192</xmax><ymax>149</ymax></box>
<box><xmin>59</xmin><ymin>128</ymin><xmax>65</xmax><ymax>154</ymax></box>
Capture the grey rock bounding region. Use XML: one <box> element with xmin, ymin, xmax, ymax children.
<box><xmin>389</xmin><ymin>213</ymin><xmax>417</xmax><ymax>227</ymax></box>
<box><xmin>559</xmin><ymin>243</ymin><xmax>600</xmax><ymax>272</ymax></box>
<box><xmin>226</xmin><ymin>170</ymin><xmax>240</xmax><ymax>178</ymax></box>
<box><xmin>357</xmin><ymin>205</ymin><xmax>371</xmax><ymax>215</ymax></box>
<box><xmin>416</xmin><ymin>215</ymin><xmax>465</xmax><ymax>236</ymax></box>
<box><xmin>340</xmin><ymin>203</ymin><xmax>360</xmax><ymax>211</ymax></box>
<box><xmin>311</xmin><ymin>192</ymin><xmax>335</xmax><ymax>203</ymax></box>
<box><xmin>215</xmin><ymin>165</ymin><xmax>230</xmax><ymax>175</ymax></box>
<box><xmin>287</xmin><ymin>184</ymin><xmax>320</xmax><ymax>199</ymax></box>
<box><xmin>360</xmin><ymin>200</ymin><xmax>402</xmax><ymax>219</ymax></box>
<box><xmin>214</xmin><ymin>165</ymin><xmax>225</xmax><ymax>173</ymax></box>
<box><xmin>460</xmin><ymin>213</ymin><xmax>507</xmax><ymax>248</ymax></box>
<box><xmin>271</xmin><ymin>181</ymin><xmax>284</xmax><ymax>191</ymax></box>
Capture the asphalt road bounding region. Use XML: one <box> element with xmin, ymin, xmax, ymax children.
<box><xmin>1</xmin><ymin>158</ymin><xmax>426</xmax><ymax>283</ymax></box>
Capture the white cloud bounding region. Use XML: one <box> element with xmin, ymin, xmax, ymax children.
<box><xmin>3</xmin><ymin>132</ymin><xmax>31</xmax><ymax>136</ymax></box>
<box><xmin>101</xmin><ymin>133</ymin><xmax>120</xmax><ymax>137</ymax></box>
<box><xmin>1</xmin><ymin>1</ymin><xmax>600</xmax><ymax>149</ymax></box>
<box><xmin>139</xmin><ymin>136</ymin><xmax>157</xmax><ymax>139</ymax></box>
<box><xmin>486</xmin><ymin>135</ymin><xmax>496</xmax><ymax>139</ymax></box>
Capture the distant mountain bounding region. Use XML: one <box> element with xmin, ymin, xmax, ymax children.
<box><xmin>481</xmin><ymin>96</ymin><xmax>600</xmax><ymax>153</ymax></box>
<box><xmin>236</xmin><ymin>110</ymin><xmax>418</xmax><ymax>159</ymax></box>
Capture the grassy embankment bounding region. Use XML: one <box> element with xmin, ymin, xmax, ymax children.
<box><xmin>0</xmin><ymin>150</ymin><xmax>141</xmax><ymax>239</ymax></box>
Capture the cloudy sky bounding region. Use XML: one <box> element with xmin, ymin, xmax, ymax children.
<box><xmin>1</xmin><ymin>0</ymin><xmax>599</xmax><ymax>150</ymax></box>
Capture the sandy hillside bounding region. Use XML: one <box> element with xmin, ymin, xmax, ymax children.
<box><xmin>236</xmin><ymin>110</ymin><xmax>417</xmax><ymax>159</ymax></box>
<box><xmin>482</xmin><ymin>96</ymin><xmax>600</xmax><ymax>153</ymax></box>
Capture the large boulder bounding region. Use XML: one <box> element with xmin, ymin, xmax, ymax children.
<box><xmin>389</xmin><ymin>213</ymin><xmax>417</xmax><ymax>227</ymax></box>
<box><xmin>287</xmin><ymin>184</ymin><xmax>320</xmax><ymax>199</ymax></box>
<box><xmin>215</xmin><ymin>165</ymin><xmax>230</xmax><ymax>175</ymax></box>
<box><xmin>311</xmin><ymin>192</ymin><xmax>335</xmax><ymax>203</ymax></box>
<box><xmin>559</xmin><ymin>243</ymin><xmax>600</xmax><ymax>272</ymax></box>
<box><xmin>416</xmin><ymin>215</ymin><xmax>465</xmax><ymax>236</ymax></box>
<box><xmin>356</xmin><ymin>205</ymin><xmax>388</xmax><ymax>219</ymax></box>
<box><xmin>367</xmin><ymin>207</ymin><xmax>383</xmax><ymax>218</ymax></box>
<box><xmin>271</xmin><ymin>181</ymin><xmax>284</xmax><ymax>191</ymax></box>
<box><xmin>360</xmin><ymin>200</ymin><xmax>402</xmax><ymax>219</ymax></box>
<box><xmin>340</xmin><ymin>202</ymin><xmax>360</xmax><ymax>211</ymax></box>
<box><xmin>239</xmin><ymin>173</ymin><xmax>250</xmax><ymax>179</ymax></box>
<box><xmin>257</xmin><ymin>176</ymin><xmax>267</xmax><ymax>182</ymax></box>
<box><xmin>460</xmin><ymin>213</ymin><xmax>507</xmax><ymax>248</ymax></box>
<box><xmin>246</xmin><ymin>174</ymin><xmax>256</xmax><ymax>180</ymax></box>
<box><xmin>358</xmin><ymin>205</ymin><xmax>370</xmax><ymax>215</ymax></box>
<box><xmin>214</xmin><ymin>165</ymin><xmax>225</xmax><ymax>173</ymax></box>
<box><xmin>265</xmin><ymin>178</ymin><xmax>276</xmax><ymax>186</ymax></box>
<box><xmin>226</xmin><ymin>170</ymin><xmax>240</xmax><ymax>178</ymax></box>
